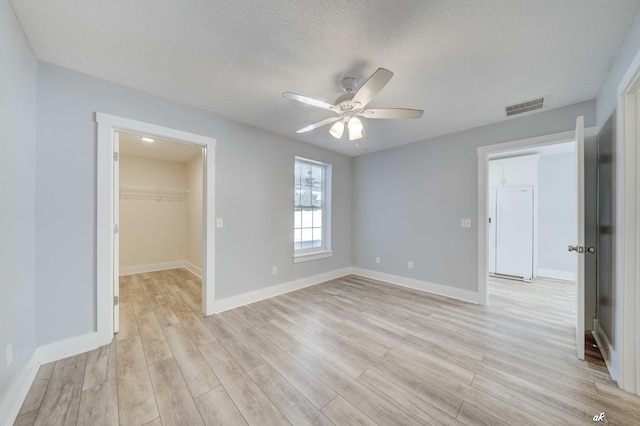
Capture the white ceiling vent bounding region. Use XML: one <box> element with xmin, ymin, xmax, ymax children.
<box><xmin>505</xmin><ymin>97</ymin><xmax>544</xmax><ymax>117</ymax></box>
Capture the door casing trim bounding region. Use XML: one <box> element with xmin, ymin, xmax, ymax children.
<box><xmin>96</xmin><ymin>113</ymin><xmax>216</xmax><ymax>343</ymax></box>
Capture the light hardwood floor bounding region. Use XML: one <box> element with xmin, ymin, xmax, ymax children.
<box><xmin>14</xmin><ymin>270</ymin><xmax>640</xmax><ymax>425</ymax></box>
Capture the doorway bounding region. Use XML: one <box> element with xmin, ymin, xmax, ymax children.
<box><xmin>116</xmin><ymin>131</ymin><xmax>204</xmax><ymax>331</ymax></box>
<box><xmin>477</xmin><ymin>120</ymin><xmax>586</xmax><ymax>359</ymax></box>
<box><xmin>117</xmin><ymin>132</ymin><xmax>203</xmax><ymax>275</ymax></box>
<box><xmin>95</xmin><ymin>113</ymin><xmax>216</xmax><ymax>342</ymax></box>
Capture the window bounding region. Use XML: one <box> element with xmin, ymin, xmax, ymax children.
<box><xmin>294</xmin><ymin>157</ymin><xmax>332</xmax><ymax>262</ymax></box>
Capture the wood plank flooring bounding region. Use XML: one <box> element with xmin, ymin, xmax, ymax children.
<box><xmin>15</xmin><ymin>270</ymin><xmax>640</xmax><ymax>425</ymax></box>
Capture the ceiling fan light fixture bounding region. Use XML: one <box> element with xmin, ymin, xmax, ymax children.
<box><xmin>329</xmin><ymin>121</ymin><xmax>344</xmax><ymax>139</ymax></box>
<box><xmin>349</xmin><ymin>128</ymin><xmax>365</xmax><ymax>141</ymax></box>
<box><xmin>348</xmin><ymin>116</ymin><xmax>363</xmax><ymax>134</ymax></box>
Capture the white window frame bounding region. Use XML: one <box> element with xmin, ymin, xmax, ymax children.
<box><xmin>293</xmin><ymin>156</ymin><xmax>333</xmax><ymax>263</ymax></box>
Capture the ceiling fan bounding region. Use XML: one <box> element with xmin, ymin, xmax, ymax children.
<box><xmin>283</xmin><ymin>68</ymin><xmax>423</xmax><ymax>142</ymax></box>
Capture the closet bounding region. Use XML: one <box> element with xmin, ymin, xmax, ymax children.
<box><xmin>488</xmin><ymin>155</ymin><xmax>538</xmax><ymax>280</ymax></box>
<box><xmin>118</xmin><ymin>132</ymin><xmax>203</xmax><ymax>276</ymax></box>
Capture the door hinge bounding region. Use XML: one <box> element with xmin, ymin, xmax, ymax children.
<box><xmin>113</xmin><ymin>223</ymin><xmax>119</xmax><ymax>234</ymax></box>
<box><xmin>114</xmin><ymin>296</ymin><xmax>119</xmax><ymax>306</ymax></box>
<box><xmin>113</xmin><ymin>152</ymin><xmax>119</xmax><ymax>161</ymax></box>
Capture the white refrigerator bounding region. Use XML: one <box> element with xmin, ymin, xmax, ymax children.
<box><xmin>488</xmin><ymin>186</ymin><xmax>533</xmax><ymax>280</ymax></box>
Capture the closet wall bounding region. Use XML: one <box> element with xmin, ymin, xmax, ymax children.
<box><xmin>120</xmin><ymin>153</ymin><xmax>202</xmax><ymax>273</ymax></box>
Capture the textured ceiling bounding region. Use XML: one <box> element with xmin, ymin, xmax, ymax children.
<box><xmin>11</xmin><ymin>0</ymin><xmax>640</xmax><ymax>156</ymax></box>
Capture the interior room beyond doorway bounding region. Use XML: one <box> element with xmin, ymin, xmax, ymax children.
<box><xmin>487</xmin><ymin>141</ymin><xmax>577</xmax><ymax>285</ymax></box>
<box><xmin>117</xmin><ymin>131</ymin><xmax>204</xmax><ymax>324</ymax></box>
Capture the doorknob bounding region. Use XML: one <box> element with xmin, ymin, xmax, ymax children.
<box><xmin>568</xmin><ymin>245</ymin><xmax>595</xmax><ymax>254</ymax></box>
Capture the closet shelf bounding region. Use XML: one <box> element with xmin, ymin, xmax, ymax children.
<box><xmin>120</xmin><ymin>184</ymin><xmax>189</xmax><ymax>201</ymax></box>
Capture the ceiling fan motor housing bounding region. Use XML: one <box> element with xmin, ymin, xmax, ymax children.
<box><xmin>341</xmin><ymin>76</ymin><xmax>358</xmax><ymax>93</ymax></box>
<box><xmin>334</xmin><ymin>94</ymin><xmax>358</xmax><ymax>113</ymax></box>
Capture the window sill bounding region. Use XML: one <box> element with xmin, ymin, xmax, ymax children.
<box><xmin>293</xmin><ymin>250</ymin><xmax>333</xmax><ymax>263</ymax></box>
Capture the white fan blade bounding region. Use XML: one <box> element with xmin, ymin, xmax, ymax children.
<box><xmin>360</xmin><ymin>108</ymin><xmax>424</xmax><ymax>119</ymax></box>
<box><xmin>283</xmin><ymin>92</ymin><xmax>336</xmax><ymax>111</ymax></box>
<box><xmin>351</xmin><ymin>68</ymin><xmax>394</xmax><ymax>109</ymax></box>
<box><xmin>296</xmin><ymin>116</ymin><xmax>341</xmax><ymax>134</ymax></box>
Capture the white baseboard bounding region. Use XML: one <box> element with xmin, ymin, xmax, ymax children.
<box><xmin>213</xmin><ymin>267</ymin><xmax>352</xmax><ymax>313</ymax></box>
<box><xmin>0</xmin><ymin>330</ymin><xmax>112</xmax><ymax>426</ymax></box>
<box><xmin>537</xmin><ymin>268</ymin><xmax>576</xmax><ymax>281</ymax></box>
<box><xmin>184</xmin><ymin>261</ymin><xmax>202</xmax><ymax>279</ymax></box>
<box><xmin>351</xmin><ymin>268</ymin><xmax>481</xmax><ymax>304</ymax></box>
<box><xmin>0</xmin><ymin>351</ymin><xmax>38</xmax><ymax>426</ymax></box>
<box><xmin>593</xmin><ymin>319</ymin><xmax>617</xmax><ymax>381</ymax></box>
<box><xmin>119</xmin><ymin>260</ymin><xmax>186</xmax><ymax>276</ymax></box>
<box><xmin>36</xmin><ymin>331</ymin><xmax>111</xmax><ymax>365</ymax></box>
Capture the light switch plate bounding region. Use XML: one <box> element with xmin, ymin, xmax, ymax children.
<box><xmin>216</xmin><ymin>218</ymin><xmax>223</xmax><ymax>228</ymax></box>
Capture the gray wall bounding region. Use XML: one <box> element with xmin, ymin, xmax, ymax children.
<box><xmin>352</xmin><ymin>101</ymin><xmax>596</xmax><ymax>294</ymax></box>
<box><xmin>35</xmin><ymin>62</ymin><xmax>352</xmax><ymax>345</ymax></box>
<box><xmin>594</xmin><ymin>7</ymin><xmax>640</xmax><ymax>374</ymax></box>
<box><xmin>537</xmin><ymin>152</ymin><xmax>577</xmax><ymax>276</ymax></box>
<box><xmin>0</xmin><ymin>0</ymin><xmax>37</xmax><ymax>403</ymax></box>
<box><xmin>596</xmin><ymin>11</ymin><xmax>640</xmax><ymax>127</ymax></box>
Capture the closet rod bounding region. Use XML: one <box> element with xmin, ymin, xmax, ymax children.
<box><xmin>120</xmin><ymin>184</ymin><xmax>190</xmax><ymax>195</ymax></box>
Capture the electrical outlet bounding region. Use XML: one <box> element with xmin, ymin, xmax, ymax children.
<box><xmin>6</xmin><ymin>342</ymin><xmax>12</xmax><ymax>367</ymax></box>
<box><xmin>216</xmin><ymin>218</ymin><xmax>224</xmax><ymax>228</ymax></box>
<box><xmin>408</xmin><ymin>261</ymin><xmax>414</xmax><ymax>270</ymax></box>
<box><xmin>460</xmin><ymin>218</ymin><xmax>472</xmax><ymax>228</ymax></box>
<box><xmin>375</xmin><ymin>257</ymin><xmax>380</xmax><ymax>264</ymax></box>
<box><xmin>272</xmin><ymin>266</ymin><xmax>277</xmax><ymax>275</ymax></box>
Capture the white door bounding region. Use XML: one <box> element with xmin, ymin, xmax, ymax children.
<box><xmin>573</xmin><ymin>116</ymin><xmax>585</xmax><ymax>360</ymax></box>
<box><xmin>495</xmin><ymin>186</ymin><xmax>534</xmax><ymax>280</ymax></box>
<box><xmin>113</xmin><ymin>131</ymin><xmax>120</xmax><ymax>333</ymax></box>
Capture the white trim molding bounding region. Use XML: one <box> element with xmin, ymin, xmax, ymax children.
<box><xmin>1</xmin><ymin>331</ymin><xmax>110</xmax><ymax>426</ymax></box>
<box><xmin>118</xmin><ymin>261</ymin><xmax>202</xmax><ymax>278</ymax></box>
<box><xmin>593</xmin><ymin>319</ymin><xmax>616</xmax><ymax>380</ymax></box>
<box><xmin>537</xmin><ymin>268</ymin><xmax>576</xmax><ymax>282</ymax></box>
<box><xmin>119</xmin><ymin>261</ymin><xmax>186</xmax><ymax>276</ymax></box>
<box><xmin>615</xmin><ymin>45</ymin><xmax>640</xmax><ymax>395</ymax></box>
<box><xmin>0</xmin><ymin>352</ymin><xmax>38</xmax><ymax>426</ymax></box>
<box><xmin>293</xmin><ymin>250</ymin><xmax>333</xmax><ymax>263</ymax></box>
<box><xmin>476</xmin><ymin>129</ymin><xmax>589</xmax><ymax>305</ymax></box>
<box><xmin>96</xmin><ymin>112</ymin><xmax>217</xmax><ymax>342</ymax></box>
<box><xmin>36</xmin><ymin>332</ymin><xmax>107</xmax><ymax>366</ymax></box>
<box><xmin>351</xmin><ymin>268</ymin><xmax>481</xmax><ymax>305</ymax></box>
<box><xmin>213</xmin><ymin>267</ymin><xmax>351</xmax><ymax>313</ymax></box>
<box><xmin>184</xmin><ymin>261</ymin><xmax>203</xmax><ymax>279</ymax></box>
